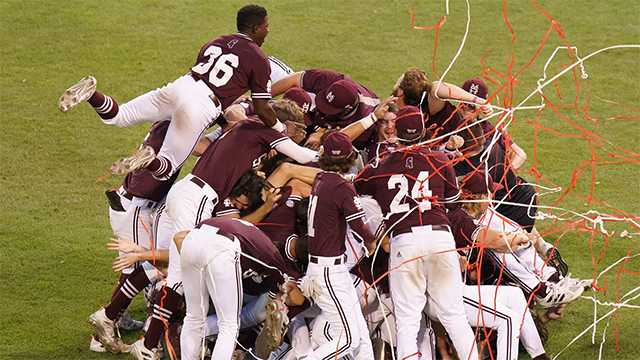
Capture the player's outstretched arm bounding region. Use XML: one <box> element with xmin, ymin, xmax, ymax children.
<box><xmin>270</xmin><ymin>72</ymin><xmax>304</xmax><ymax>97</ymax></box>
<box><xmin>476</xmin><ymin>227</ymin><xmax>530</xmax><ymax>252</ymax></box>
<box><xmin>430</xmin><ymin>81</ymin><xmax>490</xmax><ymax>115</ymax></box>
<box><xmin>267</xmin><ymin>162</ymin><xmax>321</xmax><ymax>187</ymax></box>
<box><xmin>253</xmin><ymin>98</ymin><xmax>281</xmax><ymax>129</ymax></box>
<box><xmin>340</xmin><ymin>96</ymin><xmax>396</xmax><ymax>141</ymax></box>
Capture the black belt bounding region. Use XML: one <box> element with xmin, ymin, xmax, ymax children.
<box><xmin>391</xmin><ymin>224</ymin><xmax>451</xmax><ymax>237</ymax></box>
<box><xmin>190</xmin><ymin>176</ymin><xmax>206</xmax><ymax>188</ymax></box>
<box><xmin>309</xmin><ymin>255</ymin><xmax>346</xmax><ymax>265</ymax></box>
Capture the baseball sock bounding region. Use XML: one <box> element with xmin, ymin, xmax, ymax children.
<box><xmin>104</xmin><ymin>267</ymin><xmax>152</xmax><ymax>321</ymax></box>
<box><xmin>88</xmin><ymin>91</ymin><xmax>119</xmax><ymax>120</ymax></box>
<box><xmin>146</xmin><ymin>156</ymin><xmax>173</xmax><ymax>180</ymax></box>
<box><xmin>144</xmin><ymin>286</ymin><xmax>183</xmax><ymax>350</ymax></box>
<box><xmin>110</xmin><ymin>272</ymin><xmax>128</xmax><ymax>301</ymax></box>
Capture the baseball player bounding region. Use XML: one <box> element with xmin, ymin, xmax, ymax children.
<box><xmin>174</xmin><ymin>217</ymin><xmax>303</xmax><ymax>360</ymax></box>
<box><xmin>355</xmin><ymin>106</ymin><xmax>479</xmax><ymax>360</ymax></box>
<box><xmin>59</xmin><ymin>5</ymin><xmax>286</xmax><ymax>180</ymax></box>
<box><xmin>88</xmin><ymin>120</ymin><xmax>178</xmax><ymax>353</ymax></box>
<box><xmin>301</xmin><ymin>131</ymin><xmax>376</xmax><ymax>359</ymax></box>
<box><xmin>271</xmin><ymin>69</ymin><xmax>381</xmax><ymax>149</ymax></box>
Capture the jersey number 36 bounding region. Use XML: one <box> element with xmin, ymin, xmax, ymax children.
<box><xmin>192</xmin><ymin>45</ymin><xmax>239</xmax><ymax>87</ymax></box>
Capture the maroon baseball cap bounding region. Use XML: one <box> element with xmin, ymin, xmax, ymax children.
<box><xmin>323</xmin><ymin>131</ymin><xmax>354</xmax><ymax>158</ymax></box>
<box><xmin>461</xmin><ymin>171</ymin><xmax>502</xmax><ymax>195</ymax></box>
<box><xmin>462</xmin><ymin>77</ymin><xmax>488</xmax><ymax>100</ymax></box>
<box><xmin>395</xmin><ymin>106</ymin><xmax>425</xmax><ymax>143</ymax></box>
<box><xmin>315</xmin><ymin>79</ymin><xmax>359</xmax><ymax>116</ymax></box>
<box><xmin>283</xmin><ymin>87</ymin><xmax>313</xmax><ymax>125</ymax></box>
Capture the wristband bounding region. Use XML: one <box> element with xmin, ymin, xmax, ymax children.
<box><xmin>359</xmin><ymin>113</ymin><xmax>376</xmax><ymax>130</ymax></box>
<box><xmin>271</xmin><ymin>120</ymin><xmax>286</xmax><ymax>133</ymax></box>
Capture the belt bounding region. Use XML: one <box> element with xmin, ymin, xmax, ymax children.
<box><xmin>117</xmin><ymin>187</ymin><xmax>133</xmax><ymax>201</ymax></box>
<box><xmin>309</xmin><ymin>254</ymin><xmax>346</xmax><ymax>266</ymax></box>
<box><xmin>189</xmin><ymin>72</ymin><xmax>222</xmax><ymax>108</ymax></box>
<box><xmin>117</xmin><ymin>187</ymin><xmax>158</xmax><ymax>209</ymax></box>
<box><xmin>391</xmin><ymin>224</ymin><xmax>451</xmax><ymax>238</ymax></box>
<box><xmin>216</xmin><ymin>229</ymin><xmax>236</xmax><ymax>242</ymax></box>
<box><xmin>190</xmin><ymin>176</ymin><xmax>207</xmax><ymax>188</ymax></box>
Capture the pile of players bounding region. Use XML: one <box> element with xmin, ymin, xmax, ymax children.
<box><xmin>58</xmin><ymin>4</ymin><xmax>592</xmax><ymax>360</ymax></box>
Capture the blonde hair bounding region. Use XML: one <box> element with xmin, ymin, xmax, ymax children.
<box><xmin>461</xmin><ymin>193</ymin><xmax>489</xmax><ymax>218</ymax></box>
<box><xmin>271</xmin><ymin>99</ymin><xmax>304</xmax><ymax>124</ymax></box>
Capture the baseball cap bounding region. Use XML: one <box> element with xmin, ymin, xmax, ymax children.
<box><xmin>461</xmin><ymin>171</ymin><xmax>502</xmax><ymax>195</ymax></box>
<box><xmin>462</xmin><ymin>77</ymin><xmax>488</xmax><ymax>100</ymax></box>
<box><xmin>395</xmin><ymin>105</ymin><xmax>425</xmax><ymax>143</ymax></box>
<box><xmin>283</xmin><ymin>87</ymin><xmax>313</xmax><ymax>125</ymax></box>
<box><xmin>315</xmin><ymin>79</ymin><xmax>359</xmax><ymax>116</ymax></box>
<box><xmin>322</xmin><ymin>131</ymin><xmax>354</xmax><ymax>158</ymax></box>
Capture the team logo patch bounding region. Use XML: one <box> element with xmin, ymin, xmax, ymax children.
<box><xmin>286</xmin><ymin>199</ymin><xmax>295</xmax><ymax>208</ymax></box>
<box><xmin>331</xmin><ymin>150</ymin><xmax>342</xmax><ymax>155</ymax></box>
<box><xmin>405</xmin><ymin>156</ymin><xmax>414</xmax><ymax>169</ymax></box>
<box><xmin>227</xmin><ymin>39</ymin><xmax>239</xmax><ymax>48</ymax></box>
<box><xmin>326</xmin><ymin>91</ymin><xmax>335</xmax><ymax>103</ymax></box>
<box><xmin>353</xmin><ymin>196</ymin><xmax>363</xmax><ymax>210</ymax></box>
<box><xmin>469</xmin><ymin>83</ymin><xmax>479</xmax><ymax>95</ymax></box>
<box><xmin>302</xmin><ymin>103</ymin><xmax>310</xmax><ymax>113</ymax></box>
<box><xmin>223</xmin><ymin>198</ymin><xmax>234</xmax><ymax>207</ymax></box>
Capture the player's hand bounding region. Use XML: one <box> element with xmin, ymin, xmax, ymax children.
<box><xmin>112</xmin><ymin>253</ymin><xmax>140</xmax><ymax>272</ymax></box>
<box><xmin>373</xmin><ymin>96</ymin><xmax>398</xmax><ymax>120</ymax></box>
<box><xmin>365</xmin><ymin>240</ymin><xmax>377</xmax><ymax>256</ymax></box>
<box><xmin>262</xmin><ymin>187</ymin><xmax>282</xmax><ymax>209</ymax></box>
<box><xmin>107</xmin><ymin>237</ymin><xmax>145</xmax><ymax>253</ymax></box>
<box><xmin>445</xmin><ymin>135</ymin><xmax>464</xmax><ymax>151</ymax></box>
<box><xmin>304</xmin><ymin>128</ymin><xmax>326</xmax><ymax>150</ymax></box>
<box><xmin>477</xmin><ymin>101</ymin><xmax>493</xmax><ymax>119</ymax></box>
<box><xmin>284</xmin><ymin>281</ymin><xmax>305</xmax><ymax>306</ymax></box>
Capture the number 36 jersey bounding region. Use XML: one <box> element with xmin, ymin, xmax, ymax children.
<box><xmin>190</xmin><ymin>33</ymin><xmax>272</xmax><ymax>109</ymax></box>
<box><xmin>355</xmin><ymin>147</ymin><xmax>460</xmax><ymax>235</ymax></box>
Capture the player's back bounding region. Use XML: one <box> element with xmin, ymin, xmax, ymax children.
<box><xmin>355</xmin><ymin>147</ymin><xmax>460</xmax><ymax>234</ymax></box>
<box><xmin>191</xmin><ymin>33</ymin><xmax>270</xmax><ymax>109</ymax></box>
<box><xmin>192</xmin><ymin>119</ymin><xmax>286</xmax><ymax>200</ymax></box>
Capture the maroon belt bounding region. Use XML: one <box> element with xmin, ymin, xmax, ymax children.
<box><xmin>391</xmin><ymin>224</ymin><xmax>451</xmax><ymax>238</ymax></box>
<box><xmin>190</xmin><ymin>176</ymin><xmax>207</xmax><ymax>188</ymax></box>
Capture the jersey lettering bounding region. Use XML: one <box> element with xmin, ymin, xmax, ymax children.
<box><xmin>307</xmin><ymin>194</ymin><xmax>319</xmax><ymax>237</ymax></box>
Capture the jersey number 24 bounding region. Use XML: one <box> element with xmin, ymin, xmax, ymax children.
<box><xmin>388</xmin><ymin>171</ymin><xmax>432</xmax><ymax>214</ymax></box>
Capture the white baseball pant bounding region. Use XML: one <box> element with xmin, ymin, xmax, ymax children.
<box><xmin>101</xmin><ymin>75</ymin><xmax>221</xmax><ymax>178</ymax></box>
<box><xmin>301</xmin><ymin>257</ymin><xmax>373</xmax><ymax>359</ymax></box>
<box><xmin>389</xmin><ymin>226</ymin><xmax>478</xmax><ymax>360</ymax></box>
<box><xmin>108</xmin><ymin>188</ymin><xmax>159</xmax><ymax>274</ymax></box>
<box><xmin>180</xmin><ymin>225</ymin><xmax>243</xmax><ymax>360</ymax></box>
<box><xmin>159</xmin><ymin>174</ymin><xmax>219</xmax><ymax>295</ymax></box>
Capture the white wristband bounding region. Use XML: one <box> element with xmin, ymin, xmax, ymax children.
<box><xmin>271</xmin><ymin>120</ymin><xmax>286</xmax><ymax>133</ymax></box>
<box><xmin>359</xmin><ymin>113</ymin><xmax>376</xmax><ymax>130</ymax></box>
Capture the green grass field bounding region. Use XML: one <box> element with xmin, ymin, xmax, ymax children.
<box><xmin>1</xmin><ymin>1</ymin><xmax>639</xmax><ymax>359</ymax></box>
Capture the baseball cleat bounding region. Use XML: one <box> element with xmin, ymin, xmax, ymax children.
<box><xmin>129</xmin><ymin>339</ymin><xmax>160</xmax><ymax>360</ymax></box>
<box><xmin>111</xmin><ymin>145</ymin><xmax>156</xmax><ymax>175</ymax></box>
<box><xmin>536</xmin><ymin>275</ymin><xmax>585</xmax><ymax>308</ymax></box>
<box><xmin>89</xmin><ymin>336</ymin><xmax>106</xmax><ymax>353</ymax></box>
<box><xmin>88</xmin><ymin>308</ymin><xmax>131</xmax><ymax>353</ymax></box>
<box><xmin>255</xmin><ymin>297</ymin><xmax>289</xmax><ymax>358</ymax></box>
<box><xmin>58</xmin><ymin>76</ymin><xmax>96</xmax><ymax>112</ymax></box>
<box><xmin>117</xmin><ymin>311</ymin><xmax>145</xmax><ymax>331</ymax></box>
<box><xmin>546</xmin><ymin>247</ymin><xmax>569</xmax><ymax>277</ymax></box>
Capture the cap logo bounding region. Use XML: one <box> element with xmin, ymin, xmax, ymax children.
<box><xmin>407</xmin><ymin>129</ymin><xmax>417</xmax><ymax>134</ymax></box>
<box><xmin>331</xmin><ymin>150</ymin><xmax>342</xmax><ymax>155</ymax></box>
<box><xmin>326</xmin><ymin>91</ymin><xmax>335</xmax><ymax>103</ymax></box>
<box><xmin>302</xmin><ymin>103</ymin><xmax>310</xmax><ymax>113</ymax></box>
<box><xmin>469</xmin><ymin>83</ymin><xmax>480</xmax><ymax>95</ymax></box>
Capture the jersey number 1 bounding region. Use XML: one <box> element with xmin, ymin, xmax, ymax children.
<box><xmin>387</xmin><ymin>171</ymin><xmax>432</xmax><ymax>214</ymax></box>
<box><xmin>192</xmin><ymin>45</ymin><xmax>239</xmax><ymax>87</ymax></box>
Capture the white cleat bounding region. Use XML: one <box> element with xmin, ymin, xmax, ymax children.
<box><xmin>537</xmin><ymin>275</ymin><xmax>585</xmax><ymax>308</ymax></box>
<box><xmin>111</xmin><ymin>145</ymin><xmax>156</xmax><ymax>175</ymax></box>
<box><xmin>130</xmin><ymin>339</ymin><xmax>160</xmax><ymax>360</ymax></box>
<box><xmin>58</xmin><ymin>76</ymin><xmax>96</xmax><ymax>112</ymax></box>
<box><xmin>89</xmin><ymin>336</ymin><xmax>106</xmax><ymax>353</ymax></box>
<box><xmin>88</xmin><ymin>308</ymin><xmax>131</xmax><ymax>353</ymax></box>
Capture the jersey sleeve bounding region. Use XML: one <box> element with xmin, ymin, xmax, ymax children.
<box><xmin>340</xmin><ymin>183</ymin><xmax>375</xmax><ymax>244</ymax></box>
<box><xmin>449</xmin><ymin>208</ymin><xmax>482</xmax><ymax>249</ymax></box>
<box><xmin>443</xmin><ymin>161</ymin><xmax>461</xmax><ymax>204</ymax></box>
<box><xmin>354</xmin><ymin>165</ymin><xmax>376</xmax><ymax>197</ymax></box>
<box><xmin>214</xmin><ymin>198</ymin><xmax>240</xmax><ymax>218</ymax></box>
<box><xmin>301</xmin><ymin>69</ymin><xmax>343</xmax><ymax>94</ymax></box>
<box><xmin>249</xmin><ymin>52</ymin><xmax>272</xmax><ymax>101</ymax></box>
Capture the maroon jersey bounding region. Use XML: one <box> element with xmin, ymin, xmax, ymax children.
<box><xmin>448</xmin><ymin>207</ymin><xmax>482</xmax><ymax>249</ymax></box>
<box><xmin>307</xmin><ymin>172</ymin><xmax>374</xmax><ymax>257</ymax></box>
<box><xmin>257</xmin><ymin>187</ymin><xmax>300</xmax><ymax>260</ymax></box>
<box><xmin>191</xmin><ymin>33</ymin><xmax>271</xmax><ymax>109</ymax></box>
<box><xmin>197</xmin><ymin>217</ymin><xmax>301</xmax><ymax>291</ymax></box>
<box><xmin>426</xmin><ymin>102</ymin><xmax>464</xmax><ymax>141</ymax></box>
<box><xmin>123</xmin><ymin>121</ymin><xmax>180</xmax><ymax>202</ymax></box>
<box><xmin>301</xmin><ymin>69</ymin><xmax>379</xmax><ymax>148</ymax></box>
<box><xmin>355</xmin><ymin>147</ymin><xmax>460</xmax><ymax>235</ymax></box>
<box><xmin>192</xmin><ymin>119</ymin><xmax>288</xmax><ymax>200</ymax></box>
<box><xmin>213</xmin><ymin>197</ymin><xmax>240</xmax><ymax>218</ymax></box>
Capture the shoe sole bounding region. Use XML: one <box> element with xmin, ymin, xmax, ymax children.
<box><xmin>255</xmin><ymin>301</ymin><xmax>287</xmax><ymax>357</ymax></box>
<box><xmin>58</xmin><ymin>76</ymin><xmax>96</xmax><ymax>112</ymax></box>
<box><xmin>111</xmin><ymin>146</ymin><xmax>156</xmax><ymax>175</ymax></box>
<box><xmin>88</xmin><ymin>312</ymin><xmax>129</xmax><ymax>353</ymax></box>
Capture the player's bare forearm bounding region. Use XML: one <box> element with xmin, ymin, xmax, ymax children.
<box><xmin>476</xmin><ymin>227</ymin><xmax>529</xmax><ymax>252</ymax></box>
<box><xmin>242</xmin><ymin>201</ymin><xmax>273</xmax><ymax>224</ymax></box>
<box><xmin>253</xmin><ymin>98</ymin><xmax>278</xmax><ymax>127</ymax></box>
<box><xmin>508</xmin><ymin>142</ymin><xmax>527</xmax><ymax>170</ymax></box>
<box><xmin>223</xmin><ymin>103</ymin><xmax>248</xmax><ymax>126</ymax></box>
<box><xmin>192</xmin><ymin>137</ymin><xmax>212</xmax><ymax>157</ymax></box>
<box><xmin>268</xmin><ymin>162</ymin><xmax>320</xmax><ymax>187</ymax></box>
<box><xmin>271</xmin><ymin>71</ymin><xmax>303</xmax><ymax>97</ymax></box>
<box><xmin>340</xmin><ymin>97</ymin><xmax>395</xmax><ymax>141</ymax></box>
<box><xmin>138</xmin><ymin>249</ymin><xmax>169</xmax><ymax>264</ymax></box>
